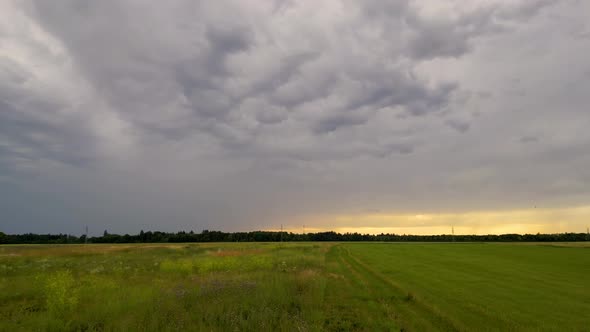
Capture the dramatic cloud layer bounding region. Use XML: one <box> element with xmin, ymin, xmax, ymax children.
<box><xmin>1</xmin><ymin>0</ymin><xmax>590</xmax><ymax>234</ymax></box>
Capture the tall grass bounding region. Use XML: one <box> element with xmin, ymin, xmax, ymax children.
<box><xmin>0</xmin><ymin>243</ymin><xmax>328</xmax><ymax>331</ymax></box>
<box><xmin>1</xmin><ymin>242</ymin><xmax>589</xmax><ymax>331</ymax></box>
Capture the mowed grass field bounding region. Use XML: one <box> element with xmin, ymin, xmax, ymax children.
<box><xmin>1</xmin><ymin>242</ymin><xmax>589</xmax><ymax>331</ymax></box>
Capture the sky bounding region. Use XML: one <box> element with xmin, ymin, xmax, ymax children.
<box><xmin>1</xmin><ymin>0</ymin><xmax>590</xmax><ymax>236</ymax></box>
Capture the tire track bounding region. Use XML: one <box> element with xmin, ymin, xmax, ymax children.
<box><xmin>341</xmin><ymin>246</ymin><xmax>462</xmax><ymax>332</ymax></box>
<box><xmin>323</xmin><ymin>245</ymin><xmax>400</xmax><ymax>331</ymax></box>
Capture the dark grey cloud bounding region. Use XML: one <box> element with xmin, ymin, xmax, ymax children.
<box><xmin>1</xmin><ymin>0</ymin><xmax>589</xmax><ymax>234</ymax></box>
<box><xmin>0</xmin><ymin>101</ymin><xmax>94</xmax><ymax>167</ymax></box>
<box><xmin>403</xmin><ymin>0</ymin><xmax>557</xmax><ymax>60</ymax></box>
<box><xmin>255</xmin><ymin>107</ymin><xmax>287</xmax><ymax>125</ymax></box>
<box><xmin>0</xmin><ymin>53</ymin><xmax>97</xmax><ymax>173</ymax></box>
<box><xmin>445</xmin><ymin>119</ymin><xmax>471</xmax><ymax>133</ymax></box>
<box><xmin>313</xmin><ymin>113</ymin><xmax>368</xmax><ymax>134</ymax></box>
<box><xmin>25</xmin><ymin>0</ymin><xmax>465</xmax><ymax>142</ymax></box>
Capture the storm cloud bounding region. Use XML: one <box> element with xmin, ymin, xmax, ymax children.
<box><xmin>1</xmin><ymin>0</ymin><xmax>590</xmax><ymax>234</ymax></box>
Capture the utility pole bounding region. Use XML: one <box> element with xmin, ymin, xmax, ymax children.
<box><xmin>452</xmin><ymin>226</ymin><xmax>455</xmax><ymax>242</ymax></box>
<box><xmin>587</xmin><ymin>227</ymin><xmax>589</xmax><ymax>241</ymax></box>
<box><xmin>280</xmin><ymin>224</ymin><xmax>283</xmax><ymax>243</ymax></box>
<box><xmin>85</xmin><ymin>225</ymin><xmax>88</xmax><ymax>244</ymax></box>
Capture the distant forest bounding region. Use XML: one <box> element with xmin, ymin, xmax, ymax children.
<box><xmin>1</xmin><ymin>230</ymin><xmax>589</xmax><ymax>244</ymax></box>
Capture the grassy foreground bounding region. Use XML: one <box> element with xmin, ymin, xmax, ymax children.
<box><xmin>1</xmin><ymin>242</ymin><xmax>589</xmax><ymax>331</ymax></box>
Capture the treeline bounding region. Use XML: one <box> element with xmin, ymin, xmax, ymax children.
<box><xmin>1</xmin><ymin>230</ymin><xmax>589</xmax><ymax>244</ymax></box>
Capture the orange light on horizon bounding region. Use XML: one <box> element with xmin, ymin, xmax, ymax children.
<box><xmin>270</xmin><ymin>205</ymin><xmax>590</xmax><ymax>235</ymax></box>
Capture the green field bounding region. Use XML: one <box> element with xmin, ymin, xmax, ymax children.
<box><xmin>1</xmin><ymin>242</ymin><xmax>589</xmax><ymax>331</ymax></box>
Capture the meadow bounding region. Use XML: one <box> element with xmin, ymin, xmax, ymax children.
<box><xmin>1</xmin><ymin>242</ymin><xmax>589</xmax><ymax>331</ymax></box>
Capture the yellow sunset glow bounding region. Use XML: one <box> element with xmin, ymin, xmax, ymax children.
<box><xmin>277</xmin><ymin>205</ymin><xmax>590</xmax><ymax>235</ymax></box>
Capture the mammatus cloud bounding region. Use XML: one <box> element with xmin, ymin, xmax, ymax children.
<box><xmin>1</xmin><ymin>0</ymin><xmax>589</xmax><ymax>234</ymax></box>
